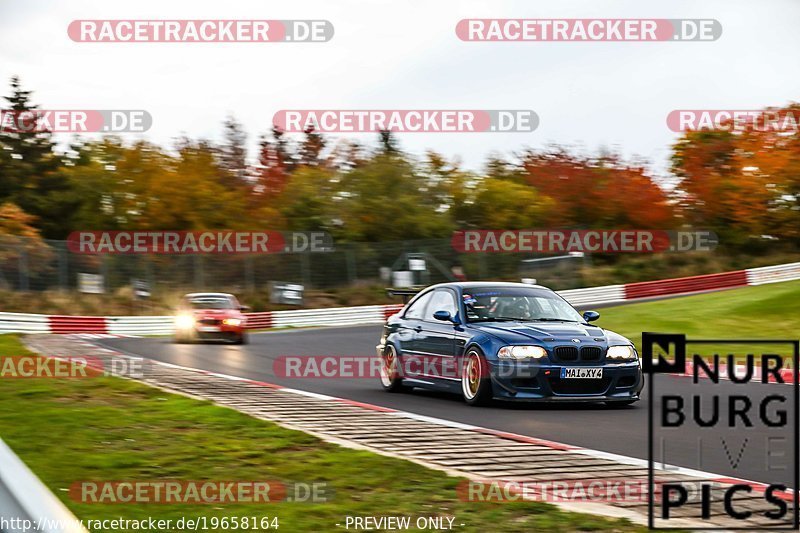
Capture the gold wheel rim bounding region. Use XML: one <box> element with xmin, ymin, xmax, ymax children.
<box><xmin>380</xmin><ymin>348</ymin><xmax>396</xmax><ymax>386</ymax></box>
<box><xmin>385</xmin><ymin>351</ymin><xmax>395</xmax><ymax>376</ymax></box>
<box><xmin>466</xmin><ymin>355</ymin><xmax>480</xmax><ymax>396</ymax></box>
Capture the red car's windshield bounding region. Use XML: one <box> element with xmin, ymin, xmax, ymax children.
<box><xmin>185</xmin><ymin>297</ymin><xmax>235</xmax><ymax>310</ymax></box>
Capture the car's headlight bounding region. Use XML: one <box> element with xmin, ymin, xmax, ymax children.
<box><xmin>223</xmin><ymin>318</ymin><xmax>243</xmax><ymax>326</ymax></box>
<box><xmin>498</xmin><ymin>345</ymin><xmax>547</xmax><ymax>359</ymax></box>
<box><xmin>175</xmin><ymin>314</ymin><xmax>195</xmax><ymax>329</ymax></box>
<box><xmin>607</xmin><ymin>345</ymin><xmax>636</xmax><ymax>360</ymax></box>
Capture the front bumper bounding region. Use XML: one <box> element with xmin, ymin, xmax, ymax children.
<box><xmin>176</xmin><ymin>322</ymin><xmax>245</xmax><ymax>341</ymax></box>
<box><xmin>488</xmin><ymin>360</ymin><xmax>643</xmax><ymax>402</ymax></box>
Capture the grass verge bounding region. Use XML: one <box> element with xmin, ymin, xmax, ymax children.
<box><xmin>596</xmin><ymin>280</ymin><xmax>800</xmax><ymax>363</ymax></box>
<box><xmin>0</xmin><ymin>334</ymin><xmax>642</xmax><ymax>532</ymax></box>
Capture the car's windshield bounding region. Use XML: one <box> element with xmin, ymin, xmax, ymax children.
<box><xmin>462</xmin><ymin>287</ymin><xmax>584</xmax><ymax>323</ymax></box>
<box><xmin>185</xmin><ymin>297</ymin><xmax>234</xmax><ymax>310</ymax></box>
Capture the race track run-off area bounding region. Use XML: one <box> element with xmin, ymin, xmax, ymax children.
<box><xmin>20</xmin><ymin>329</ymin><xmax>790</xmax><ymax>530</ymax></box>
<box><xmin>19</xmin><ymin>279</ymin><xmax>800</xmax><ymax>529</ymax></box>
<box><xmin>91</xmin><ymin>326</ymin><xmax>791</xmax><ymax>487</ymax></box>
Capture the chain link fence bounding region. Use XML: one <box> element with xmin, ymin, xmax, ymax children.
<box><xmin>0</xmin><ymin>237</ymin><xmax>586</xmax><ymax>295</ymax></box>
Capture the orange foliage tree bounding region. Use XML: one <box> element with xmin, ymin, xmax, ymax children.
<box><xmin>672</xmin><ymin>104</ymin><xmax>800</xmax><ymax>243</ymax></box>
<box><xmin>520</xmin><ymin>149</ymin><xmax>675</xmax><ymax>229</ymax></box>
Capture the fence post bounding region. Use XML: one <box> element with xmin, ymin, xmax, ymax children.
<box><xmin>58</xmin><ymin>245</ymin><xmax>68</xmax><ymax>290</ymax></box>
<box><xmin>146</xmin><ymin>260</ymin><xmax>155</xmax><ymax>298</ymax></box>
<box><xmin>101</xmin><ymin>255</ymin><xmax>109</xmax><ymax>293</ymax></box>
<box><xmin>18</xmin><ymin>245</ymin><xmax>29</xmax><ymax>291</ymax></box>
<box><xmin>346</xmin><ymin>249</ymin><xmax>356</xmax><ymax>284</ymax></box>
<box><xmin>194</xmin><ymin>255</ymin><xmax>204</xmax><ymax>289</ymax></box>
<box><xmin>245</xmin><ymin>255</ymin><xmax>255</xmax><ymax>292</ymax></box>
<box><xmin>478</xmin><ymin>253</ymin><xmax>487</xmax><ymax>281</ymax></box>
<box><xmin>301</xmin><ymin>252</ymin><xmax>311</xmax><ymax>287</ymax></box>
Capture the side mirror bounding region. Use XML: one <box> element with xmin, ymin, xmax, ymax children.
<box><xmin>583</xmin><ymin>311</ymin><xmax>600</xmax><ymax>322</ymax></box>
<box><xmin>433</xmin><ymin>310</ymin><xmax>455</xmax><ymax>323</ymax></box>
<box><xmin>240</xmin><ymin>305</ymin><xmax>251</xmax><ymax>312</ymax></box>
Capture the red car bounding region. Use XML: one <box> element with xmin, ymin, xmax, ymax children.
<box><xmin>174</xmin><ymin>292</ymin><xmax>249</xmax><ymax>344</ymax></box>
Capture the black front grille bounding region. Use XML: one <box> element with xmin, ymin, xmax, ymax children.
<box><xmin>549</xmin><ymin>377</ymin><xmax>611</xmax><ymax>395</ymax></box>
<box><xmin>581</xmin><ymin>346</ymin><xmax>602</xmax><ymax>361</ymax></box>
<box><xmin>554</xmin><ymin>345</ymin><xmax>604</xmax><ymax>362</ymax></box>
<box><xmin>554</xmin><ymin>346</ymin><xmax>579</xmax><ymax>361</ymax></box>
<box><xmin>199</xmin><ymin>318</ymin><xmax>220</xmax><ymax>325</ymax></box>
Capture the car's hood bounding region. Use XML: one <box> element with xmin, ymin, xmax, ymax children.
<box><xmin>469</xmin><ymin>321</ymin><xmax>630</xmax><ymax>345</ymax></box>
<box><xmin>190</xmin><ymin>309</ymin><xmax>241</xmax><ymax>318</ymax></box>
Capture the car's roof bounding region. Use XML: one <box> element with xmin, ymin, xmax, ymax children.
<box><xmin>184</xmin><ymin>292</ymin><xmax>235</xmax><ymax>299</ymax></box>
<box><xmin>425</xmin><ymin>281</ymin><xmax>552</xmax><ymax>291</ymax></box>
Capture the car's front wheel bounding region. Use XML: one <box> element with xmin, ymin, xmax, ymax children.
<box><xmin>379</xmin><ymin>345</ymin><xmax>408</xmax><ymax>392</ymax></box>
<box><xmin>461</xmin><ymin>348</ymin><xmax>493</xmax><ymax>406</ymax></box>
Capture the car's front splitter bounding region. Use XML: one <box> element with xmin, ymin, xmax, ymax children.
<box><xmin>487</xmin><ymin>360</ymin><xmax>643</xmax><ymax>401</ymax></box>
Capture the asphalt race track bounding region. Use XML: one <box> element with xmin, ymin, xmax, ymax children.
<box><xmin>99</xmin><ymin>326</ymin><xmax>797</xmax><ymax>488</ymax></box>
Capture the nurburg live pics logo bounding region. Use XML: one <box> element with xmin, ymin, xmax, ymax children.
<box><xmin>643</xmin><ymin>332</ymin><xmax>799</xmax><ymax>529</ymax></box>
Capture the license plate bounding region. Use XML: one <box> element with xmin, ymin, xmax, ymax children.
<box><xmin>198</xmin><ymin>326</ymin><xmax>219</xmax><ymax>332</ymax></box>
<box><xmin>561</xmin><ymin>367</ymin><xmax>603</xmax><ymax>379</ymax></box>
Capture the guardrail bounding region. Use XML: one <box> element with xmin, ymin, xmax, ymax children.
<box><xmin>1</xmin><ymin>261</ymin><xmax>799</xmax><ymax>335</ymax></box>
<box><xmin>746</xmin><ymin>262</ymin><xmax>800</xmax><ymax>285</ymax></box>
<box><xmin>48</xmin><ymin>316</ymin><xmax>107</xmax><ymax>334</ymax></box>
<box><xmin>271</xmin><ymin>305</ymin><xmax>389</xmax><ymax>328</ymax></box>
<box><xmin>558</xmin><ymin>284</ymin><xmax>625</xmax><ymax>307</ymax></box>
<box><xmin>624</xmin><ymin>270</ymin><xmax>748</xmax><ymax>300</ymax></box>
<box><xmin>0</xmin><ymin>438</ymin><xmax>87</xmax><ymax>533</ymax></box>
<box><xmin>0</xmin><ymin>312</ymin><xmax>50</xmax><ymax>334</ymax></box>
<box><xmin>106</xmin><ymin>316</ymin><xmax>175</xmax><ymax>336</ymax></box>
<box><xmin>242</xmin><ymin>312</ymin><xmax>273</xmax><ymax>329</ymax></box>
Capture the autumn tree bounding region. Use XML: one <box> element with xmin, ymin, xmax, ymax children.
<box><xmin>377</xmin><ymin>130</ymin><xmax>399</xmax><ymax>154</ymax></box>
<box><xmin>150</xmin><ymin>138</ymin><xmax>250</xmax><ymax>229</ymax></box>
<box><xmin>61</xmin><ymin>137</ymin><xmax>129</xmax><ymax>230</ymax></box>
<box><xmin>218</xmin><ymin>115</ymin><xmax>249</xmax><ymax>186</ymax></box>
<box><xmin>420</xmin><ymin>151</ymin><xmax>473</xmax><ymax>227</ymax></box>
<box><xmin>331</xmin><ymin>152</ymin><xmax>453</xmax><ymax>241</ymax></box>
<box><xmin>671</xmin><ymin>104</ymin><xmax>800</xmax><ymax>244</ymax></box>
<box><xmin>297</xmin><ymin>125</ymin><xmax>326</xmax><ymax>167</ymax></box>
<box><xmin>0</xmin><ymin>202</ymin><xmax>54</xmax><ymax>287</ymax></box>
<box><xmin>276</xmin><ymin>166</ymin><xmax>336</xmax><ymax>232</ymax></box>
<box><xmin>255</xmin><ymin>127</ymin><xmax>293</xmax><ymax>197</ymax></box>
<box><xmin>521</xmin><ymin>149</ymin><xmax>675</xmax><ymax>228</ymax></box>
<box><xmin>0</xmin><ymin>76</ymin><xmax>77</xmax><ymax>238</ymax></box>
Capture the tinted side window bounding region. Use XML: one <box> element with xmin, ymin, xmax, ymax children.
<box><xmin>404</xmin><ymin>292</ymin><xmax>433</xmax><ymax>320</ymax></box>
<box><xmin>425</xmin><ymin>290</ymin><xmax>456</xmax><ymax>320</ymax></box>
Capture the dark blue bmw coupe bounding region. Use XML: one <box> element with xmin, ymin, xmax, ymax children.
<box><xmin>376</xmin><ymin>282</ymin><xmax>643</xmax><ymax>406</ymax></box>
